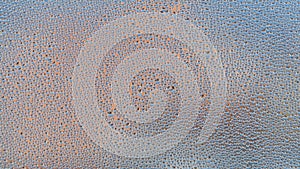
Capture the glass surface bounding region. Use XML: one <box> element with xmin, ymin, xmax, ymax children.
<box><xmin>1</xmin><ymin>1</ymin><xmax>298</xmax><ymax>168</ymax></box>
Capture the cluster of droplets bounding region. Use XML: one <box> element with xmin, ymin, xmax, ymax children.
<box><xmin>95</xmin><ymin>33</ymin><xmax>209</xmax><ymax>140</ymax></box>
